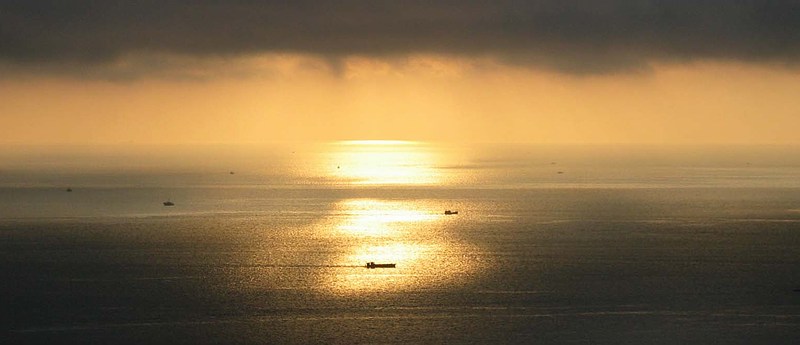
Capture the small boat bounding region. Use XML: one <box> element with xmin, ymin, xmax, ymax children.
<box><xmin>163</xmin><ymin>200</ymin><xmax>175</xmax><ymax>206</ymax></box>
<box><xmin>366</xmin><ymin>262</ymin><xmax>396</xmax><ymax>269</ymax></box>
<box><xmin>66</xmin><ymin>187</ymin><xmax>72</xmax><ymax>192</ymax></box>
<box><xmin>444</xmin><ymin>210</ymin><xmax>458</xmax><ymax>215</ymax></box>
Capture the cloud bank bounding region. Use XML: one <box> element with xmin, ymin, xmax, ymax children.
<box><xmin>2</xmin><ymin>0</ymin><xmax>799</xmax><ymax>76</ymax></box>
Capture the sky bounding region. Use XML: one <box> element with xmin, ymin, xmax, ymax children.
<box><xmin>1</xmin><ymin>1</ymin><xmax>799</xmax><ymax>145</ymax></box>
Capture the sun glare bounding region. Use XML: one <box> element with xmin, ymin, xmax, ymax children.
<box><xmin>327</xmin><ymin>140</ymin><xmax>442</xmax><ymax>185</ymax></box>
<box><xmin>340</xmin><ymin>140</ymin><xmax>418</xmax><ymax>146</ymax></box>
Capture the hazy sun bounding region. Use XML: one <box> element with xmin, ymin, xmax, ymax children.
<box><xmin>328</xmin><ymin>140</ymin><xmax>442</xmax><ymax>185</ymax></box>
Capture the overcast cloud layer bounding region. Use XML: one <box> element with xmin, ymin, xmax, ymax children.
<box><xmin>2</xmin><ymin>0</ymin><xmax>800</xmax><ymax>75</ymax></box>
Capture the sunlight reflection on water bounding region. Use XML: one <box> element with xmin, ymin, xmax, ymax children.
<box><xmin>321</xmin><ymin>198</ymin><xmax>477</xmax><ymax>295</ymax></box>
<box><xmin>333</xmin><ymin>199</ymin><xmax>438</xmax><ymax>237</ymax></box>
<box><xmin>314</xmin><ymin>141</ymin><xmax>478</xmax><ymax>294</ymax></box>
<box><xmin>238</xmin><ymin>141</ymin><xmax>479</xmax><ymax>295</ymax></box>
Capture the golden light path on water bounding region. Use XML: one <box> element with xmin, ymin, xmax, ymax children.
<box><xmin>241</xmin><ymin>141</ymin><xmax>478</xmax><ymax>295</ymax></box>
<box><xmin>333</xmin><ymin>199</ymin><xmax>437</xmax><ymax>237</ymax></box>
<box><xmin>316</xmin><ymin>140</ymin><xmax>476</xmax><ymax>294</ymax></box>
<box><xmin>321</xmin><ymin>198</ymin><xmax>477</xmax><ymax>295</ymax></box>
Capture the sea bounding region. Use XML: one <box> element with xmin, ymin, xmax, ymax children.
<box><xmin>2</xmin><ymin>142</ymin><xmax>799</xmax><ymax>344</ymax></box>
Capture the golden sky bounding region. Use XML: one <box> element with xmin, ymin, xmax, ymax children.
<box><xmin>2</xmin><ymin>55</ymin><xmax>798</xmax><ymax>145</ymax></box>
<box><xmin>2</xmin><ymin>2</ymin><xmax>799</xmax><ymax>145</ymax></box>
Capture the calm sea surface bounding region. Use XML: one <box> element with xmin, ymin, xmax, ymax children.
<box><xmin>2</xmin><ymin>143</ymin><xmax>800</xmax><ymax>344</ymax></box>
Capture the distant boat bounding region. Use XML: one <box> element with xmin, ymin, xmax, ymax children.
<box><xmin>366</xmin><ymin>262</ymin><xmax>396</xmax><ymax>269</ymax></box>
<box><xmin>229</xmin><ymin>171</ymin><xmax>235</xmax><ymax>175</ymax></box>
<box><xmin>444</xmin><ymin>210</ymin><xmax>458</xmax><ymax>215</ymax></box>
<box><xmin>66</xmin><ymin>187</ymin><xmax>72</xmax><ymax>192</ymax></box>
<box><xmin>163</xmin><ymin>200</ymin><xmax>175</xmax><ymax>206</ymax></box>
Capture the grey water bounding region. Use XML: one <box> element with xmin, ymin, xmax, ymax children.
<box><xmin>2</xmin><ymin>144</ymin><xmax>800</xmax><ymax>344</ymax></box>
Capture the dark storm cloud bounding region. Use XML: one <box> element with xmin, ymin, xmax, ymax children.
<box><xmin>2</xmin><ymin>0</ymin><xmax>800</xmax><ymax>75</ymax></box>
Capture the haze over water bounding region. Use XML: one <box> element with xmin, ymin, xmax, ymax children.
<box><xmin>2</xmin><ymin>142</ymin><xmax>800</xmax><ymax>344</ymax></box>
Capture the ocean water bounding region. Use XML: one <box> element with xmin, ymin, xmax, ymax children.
<box><xmin>2</xmin><ymin>143</ymin><xmax>800</xmax><ymax>344</ymax></box>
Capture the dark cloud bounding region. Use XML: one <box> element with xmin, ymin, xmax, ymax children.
<box><xmin>2</xmin><ymin>0</ymin><xmax>799</xmax><ymax>75</ymax></box>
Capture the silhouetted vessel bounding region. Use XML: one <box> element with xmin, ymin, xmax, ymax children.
<box><xmin>366</xmin><ymin>262</ymin><xmax>396</xmax><ymax>269</ymax></box>
<box><xmin>163</xmin><ymin>200</ymin><xmax>175</xmax><ymax>206</ymax></box>
<box><xmin>444</xmin><ymin>210</ymin><xmax>458</xmax><ymax>215</ymax></box>
<box><xmin>66</xmin><ymin>188</ymin><xmax>72</xmax><ymax>192</ymax></box>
